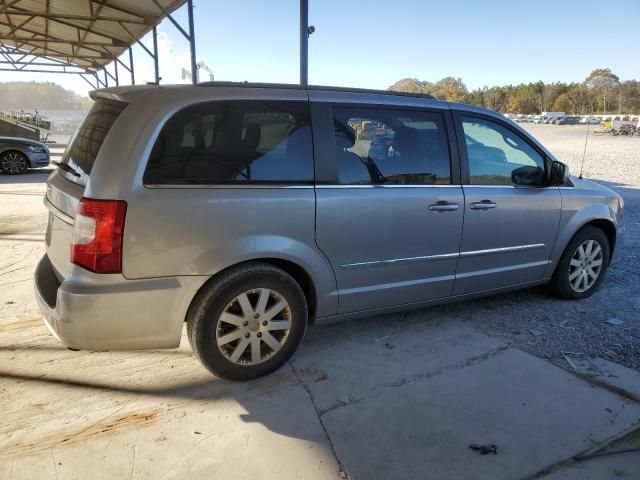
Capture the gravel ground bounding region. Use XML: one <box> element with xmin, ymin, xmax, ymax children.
<box><xmin>460</xmin><ymin>124</ymin><xmax>640</xmax><ymax>370</ymax></box>
<box><xmin>0</xmin><ymin>124</ymin><xmax>638</xmax><ymax>372</ymax></box>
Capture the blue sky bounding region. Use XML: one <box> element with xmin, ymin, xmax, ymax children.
<box><xmin>4</xmin><ymin>0</ymin><xmax>640</xmax><ymax>95</ymax></box>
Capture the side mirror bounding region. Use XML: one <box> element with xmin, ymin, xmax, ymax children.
<box><xmin>511</xmin><ymin>165</ymin><xmax>545</xmax><ymax>186</ymax></box>
<box><xmin>550</xmin><ymin>160</ymin><xmax>569</xmax><ymax>185</ymax></box>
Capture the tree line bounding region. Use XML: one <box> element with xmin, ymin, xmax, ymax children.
<box><xmin>0</xmin><ymin>81</ymin><xmax>92</xmax><ymax>110</ymax></box>
<box><xmin>389</xmin><ymin>69</ymin><xmax>640</xmax><ymax>115</ymax></box>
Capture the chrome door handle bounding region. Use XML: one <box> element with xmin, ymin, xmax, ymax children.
<box><xmin>470</xmin><ymin>200</ymin><xmax>497</xmax><ymax>210</ymax></box>
<box><xmin>429</xmin><ymin>201</ymin><xmax>459</xmax><ymax>212</ymax></box>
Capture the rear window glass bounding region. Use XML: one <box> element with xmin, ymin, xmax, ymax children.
<box><xmin>60</xmin><ymin>99</ymin><xmax>127</xmax><ymax>186</ymax></box>
<box><xmin>144</xmin><ymin>100</ymin><xmax>313</xmax><ymax>185</ymax></box>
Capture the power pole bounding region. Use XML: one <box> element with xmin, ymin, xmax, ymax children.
<box><xmin>300</xmin><ymin>0</ymin><xmax>312</xmax><ymax>86</ymax></box>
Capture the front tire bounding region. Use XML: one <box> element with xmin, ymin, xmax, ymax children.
<box><xmin>0</xmin><ymin>151</ymin><xmax>29</xmax><ymax>175</ymax></box>
<box><xmin>187</xmin><ymin>263</ymin><xmax>308</xmax><ymax>380</ymax></box>
<box><xmin>550</xmin><ymin>226</ymin><xmax>610</xmax><ymax>299</ymax></box>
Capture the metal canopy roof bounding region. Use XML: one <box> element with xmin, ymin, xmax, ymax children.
<box><xmin>0</xmin><ymin>0</ymin><xmax>187</xmax><ymax>72</ymax></box>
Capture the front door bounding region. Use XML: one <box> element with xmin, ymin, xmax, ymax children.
<box><xmin>452</xmin><ymin>112</ymin><xmax>561</xmax><ymax>295</ymax></box>
<box><xmin>313</xmin><ymin>100</ymin><xmax>464</xmax><ymax>313</ymax></box>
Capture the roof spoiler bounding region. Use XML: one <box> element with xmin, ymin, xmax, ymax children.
<box><xmin>88</xmin><ymin>84</ymin><xmax>160</xmax><ymax>102</ymax></box>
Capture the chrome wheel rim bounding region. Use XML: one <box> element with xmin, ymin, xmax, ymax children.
<box><xmin>568</xmin><ymin>239</ymin><xmax>603</xmax><ymax>293</ymax></box>
<box><xmin>1</xmin><ymin>152</ymin><xmax>27</xmax><ymax>174</ymax></box>
<box><xmin>216</xmin><ymin>288</ymin><xmax>292</xmax><ymax>365</ymax></box>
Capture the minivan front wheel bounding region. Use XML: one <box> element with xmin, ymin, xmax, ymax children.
<box><xmin>187</xmin><ymin>263</ymin><xmax>308</xmax><ymax>380</ymax></box>
<box><xmin>550</xmin><ymin>226</ymin><xmax>610</xmax><ymax>299</ymax></box>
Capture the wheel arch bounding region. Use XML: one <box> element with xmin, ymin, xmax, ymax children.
<box><xmin>548</xmin><ymin>217</ymin><xmax>616</xmax><ymax>279</ymax></box>
<box><xmin>0</xmin><ymin>148</ymin><xmax>31</xmax><ymax>167</ymax></box>
<box><xmin>586</xmin><ymin>218</ymin><xmax>616</xmax><ymax>256</ymax></box>
<box><xmin>185</xmin><ymin>258</ymin><xmax>320</xmax><ymax>326</ymax></box>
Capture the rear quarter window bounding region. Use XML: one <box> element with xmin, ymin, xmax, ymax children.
<box><xmin>144</xmin><ymin>100</ymin><xmax>314</xmax><ymax>185</ymax></box>
<box><xmin>60</xmin><ymin>99</ymin><xmax>127</xmax><ymax>186</ymax></box>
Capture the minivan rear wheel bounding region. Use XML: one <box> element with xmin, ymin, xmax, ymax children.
<box><xmin>550</xmin><ymin>226</ymin><xmax>610</xmax><ymax>299</ymax></box>
<box><xmin>187</xmin><ymin>262</ymin><xmax>308</xmax><ymax>380</ymax></box>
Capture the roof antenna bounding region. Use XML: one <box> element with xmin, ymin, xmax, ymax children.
<box><xmin>579</xmin><ymin>119</ymin><xmax>590</xmax><ymax>179</ymax></box>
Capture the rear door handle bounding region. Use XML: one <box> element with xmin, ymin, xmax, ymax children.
<box><xmin>470</xmin><ymin>200</ymin><xmax>497</xmax><ymax>210</ymax></box>
<box><xmin>429</xmin><ymin>201</ymin><xmax>459</xmax><ymax>212</ymax></box>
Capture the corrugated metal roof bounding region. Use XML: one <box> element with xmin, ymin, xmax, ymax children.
<box><xmin>0</xmin><ymin>0</ymin><xmax>187</xmax><ymax>71</ymax></box>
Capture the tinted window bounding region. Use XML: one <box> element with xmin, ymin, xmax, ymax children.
<box><xmin>61</xmin><ymin>99</ymin><xmax>127</xmax><ymax>186</ymax></box>
<box><xmin>332</xmin><ymin>107</ymin><xmax>451</xmax><ymax>185</ymax></box>
<box><xmin>144</xmin><ymin>100</ymin><xmax>313</xmax><ymax>184</ymax></box>
<box><xmin>462</xmin><ymin>116</ymin><xmax>546</xmax><ymax>186</ymax></box>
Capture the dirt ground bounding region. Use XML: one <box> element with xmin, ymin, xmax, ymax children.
<box><xmin>1</xmin><ymin>124</ymin><xmax>639</xmax><ymax>479</ymax></box>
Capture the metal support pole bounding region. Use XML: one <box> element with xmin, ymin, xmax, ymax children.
<box><xmin>299</xmin><ymin>0</ymin><xmax>308</xmax><ymax>86</ymax></box>
<box><xmin>114</xmin><ymin>57</ymin><xmax>119</xmax><ymax>86</ymax></box>
<box><xmin>104</xmin><ymin>69</ymin><xmax>108</xmax><ymax>87</ymax></box>
<box><xmin>187</xmin><ymin>0</ymin><xmax>197</xmax><ymax>84</ymax></box>
<box><xmin>95</xmin><ymin>72</ymin><xmax>105</xmax><ymax>88</ymax></box>
<box><xmin>152</xmin><ymin>26</ymin><xmax>160</xmax><ymax>83</ymax></box>
<box><xmin>129</xmin><ymin>47</ymin><xmax>135</xmax><ymax>84</ymax></box>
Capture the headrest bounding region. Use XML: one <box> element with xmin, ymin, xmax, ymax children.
<box><xmin>244</xmin><ymin>124</ymin><xmax>261</xmax><ymax>150</ymax></box>
<box><xmin>286</xmin><ymin>126</ymin><xmax>310</xmax><ymax>157</ymax></box>
<box><xmin>335</xmin><ymin>124</ymin><xmax>356</xmax><ymax>149</ymax></box>
<box><xmin>393</xmin><ymin>126</ymin><xmax>419</xmax><ymax>150</ymax></box>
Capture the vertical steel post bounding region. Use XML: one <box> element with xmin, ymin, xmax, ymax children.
<box><xmin>187</xmin><ymin>0</ymin><xmax>197</xmax><ymax>84</ymax></box>
<box><xmin>114</xmin><ymin>57</ymin><xmax>119</xmax><ymax>86</ymax></box>
<box><xmin>152</xmin><ymin>26</ymin><xmax>160</xmax><ymax>83</ymax></box>
<box><xmin>128</xmin><ymin>47</ymin><xmax>135</xmax><ymax>84</ymax></box>
<box><xmin>299</xmin><ymin>0</ymin><xmax>308</xmax><ymax>86</ymax></box>
<box><xmin>104</xmin><ymin>69</ymin><xmax>108</xmax><ymax>87</ymax></box>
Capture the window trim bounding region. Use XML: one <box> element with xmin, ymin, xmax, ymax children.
<box><xmin>142</xmin><ymin>99</ymin><xmax>315</xmax><ymax>188</ymax></box>
<box><xmin>452</xmin><ymin>110</ymin><xmax>551</xmax><ymax>187</ymax></box>
<box><xmin>311</xmin><ymin>102</ymin><xmax>460</xmax><ymax>186</ymax></box>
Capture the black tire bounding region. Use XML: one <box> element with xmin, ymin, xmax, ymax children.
<box><xmin>187</xmin><ymin>262</ymin><xmax>308</xmax><ymax>380</ymax></box>
<box><xmin>0</xmin><ymin>150</ymin><xmax>29</xmax><ymax>175</ymax></box>
<box><xmin>550</xmin><ymin>226</ymin><xmax>610</xmax><ymax>299</ymax></box>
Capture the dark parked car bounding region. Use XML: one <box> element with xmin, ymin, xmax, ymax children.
<box><xmin>0</xmin><ymin>136</ymin><xmax>50</xmax><ymax>174</ymax></box>
<box><xmin>557</xmin><ymin>116</ymin><xmax>580</xmax><ymax>125</ymax></box>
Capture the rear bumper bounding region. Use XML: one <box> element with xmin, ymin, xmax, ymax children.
<box><xmin>34</xmin><ymin>254</ymin><xmax>206</xmax><ymax>350</ymax></box>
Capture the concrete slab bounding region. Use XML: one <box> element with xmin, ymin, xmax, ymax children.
<box><xmin>592</xmin><ymin>358</ymin><xmax>640</xmax><ymax>401</ymax></box>
<box><xmin>541</xmin><ymin>453</ymin><xmax>640</xmax><ymax>479</ymax></box>
<box><xmin>320</xmin><ymin>349</ymin><xmax>640</xmax><ymax>480</ymax></box>
<box><xmin>293</xmin><ymin>315</ymin><xmax>505</xmax><ymax>414</ymax></box>
<box><xmin>0</xmin><ymin>331</ymin><xmax>341</xmax><ymax>480</ymax></box>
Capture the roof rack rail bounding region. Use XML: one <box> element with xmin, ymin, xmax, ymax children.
<box><xmin>196</xmin><ymin>81</ymin><xmax>435</xmax><ymax>100</ymax></box>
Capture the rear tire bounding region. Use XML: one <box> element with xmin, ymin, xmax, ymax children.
<box><xmin>0</xmin><ymin>150</ymin><xmax>29</xmax><ymax>175</ymax></box>
<box><xmin>187</xmin><ymin>262</ymin><xmax>308</xmax><ymax>380</ymax></box>
<box><xmin>550</xmin><ymin>226</ymin><xmax>610</xmax><ymax>299</ymax></box>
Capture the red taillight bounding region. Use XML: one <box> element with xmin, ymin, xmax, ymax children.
<box><xmin>71</xmin><ymin>197</ymin><xmax>127</xmax><ymax>273</ymax></box>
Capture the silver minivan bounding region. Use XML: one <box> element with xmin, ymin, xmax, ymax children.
<box><xmin>35</xmin><ymin>83</ymin><xmax>624</xmax><ymax>379</ymax></box>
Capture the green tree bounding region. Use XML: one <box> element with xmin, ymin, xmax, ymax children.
<box><xmin>388</xmin><ymin>69</ymin><xmax>640</xmax><ymax>114</ymax></box>
<box><xmin>433</xmin><ymin>77</ymin><xmax>468</xmax><ymax>102</ymax></box>
<box><xmin>565</xmin><ymin>85</ymin><xmax>594</xmax><ymax>114</ymax></box>
<box><xmin>551</xmin><ymin>93</ymin><xmax>570</xmax><ymax>112</ymax></box>
<box><xmin>617</xmin><ymin>80</ymin><xmax>640</xmax><ymax>114</ymax></box>
<box><xmin>585</xmin><ymin>68</ymin><xmax>620</xmax><ymax>114</ymax></box>
<box><xmin>0</xmin><ymin>81</ymin><xmax>91</xmax><ymax>110</ymax></box>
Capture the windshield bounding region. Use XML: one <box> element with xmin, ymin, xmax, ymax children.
<box><xmin>60</xmin><ymin>99</ymin><xmax>127</xmax><ymax>186</ymax></box>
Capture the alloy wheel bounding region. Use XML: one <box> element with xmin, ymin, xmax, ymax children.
<box><xmin>216</xmin><ymin>288</ymin><xmax>292</xmax><ymax>365</ymax></box>
<box><xmin>1</xmin><ymin>152</ymin><xmax>27</xmax><ymax>174</ymax></box>
<box><xmin>568</xmin><ymin>239</ymin><xmax>603</xmax><ymax>293</ymax></box>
